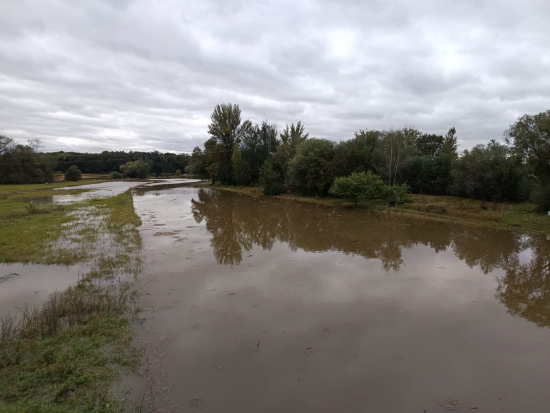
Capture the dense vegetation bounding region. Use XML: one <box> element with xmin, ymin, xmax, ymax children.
<box><xmin>188</xmin><ymin>105</ymin><xmax>550</xmax><ymax>210</ymax></box>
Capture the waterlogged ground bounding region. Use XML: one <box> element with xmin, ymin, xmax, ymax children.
<box><xmin>134</xmin><ymin>186</ymin><xmax>550</xmax><ymax>413</ymax></box>
<box><xmin>0</xmin><ymin>179</ymin><xmax>200</xmax><ymax>319</ymax></box>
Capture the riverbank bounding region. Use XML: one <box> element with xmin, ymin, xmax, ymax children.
<box><xmin>207</xmin><ymin>184</ymin><xmax>550</xmax><ymax>234</ymax></box>
<box><xmin>0</xmin><ymin>182</ymin><xmax>143</xmax><ymax>412</ymax></box>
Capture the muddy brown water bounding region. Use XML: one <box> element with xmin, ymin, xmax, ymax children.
<box><xmin>132</xmin><ymin>186</ymin><xmax>550</xmax><ymax>413</ymax></box>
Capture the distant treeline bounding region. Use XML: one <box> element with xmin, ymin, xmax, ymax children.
<box><xmin>0</xmin><ymin>141</ymin><xmax>192</xmax><ymax>184</ymax></box>
<box><xmin>187</xmin><ymin>104</ymin><xmax>550</xmax><ymax>210</ymax></box>
<box><xmin>51</xmin><ymin>151</ymin><xmax>191</xmax><ymax>175</ymax></box>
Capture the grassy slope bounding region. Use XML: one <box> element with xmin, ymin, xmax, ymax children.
<box><xmin>210</xmin><ymin>185</ymin><xmax>550</xmax><ymax>234</ymax></box>
<box><xmin>0</xmin><ymin>182</ymin><xmax>143</xmax><ymax>412</ymax></box>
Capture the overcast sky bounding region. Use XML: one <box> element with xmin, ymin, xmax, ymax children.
<box><xmin>1</xmin><ymin>0</ymin><xmax>549</xmax><ymax>153</ymax></box>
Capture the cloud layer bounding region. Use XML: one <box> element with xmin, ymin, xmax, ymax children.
<box><xmin>1</xmin><ymin>0</ymin><xmax>549</xmax><ymax>153</ymax></box>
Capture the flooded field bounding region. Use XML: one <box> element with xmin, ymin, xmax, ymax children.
<box><xmin>133</xmin><ymin>185</ymin><xmax>550</xmax><ymax>413</ymax></box>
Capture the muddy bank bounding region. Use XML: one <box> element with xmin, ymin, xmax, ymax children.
<box><xmin>133</xmin><ymin>187</ymin><xmax>550</xmax><ymax>413</ymax></box>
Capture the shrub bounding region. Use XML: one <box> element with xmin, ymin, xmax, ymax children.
<box><xmin>119</xmin><ymin>160</ymin><xmax>150</xmax><ymax>179</ymax></box>
<box><xmin>109</xmin><ymin>171</ymin><xmax>123</xmax><ymax>180</ymax></box>
<box><xmin>329</xmin><ymin>171</ymin><xmax>385</xmax><ymax>206</ymax></box>
<box><xmin>64</xmin><ymin>165</ymin><xmax>82</xmax><ymax>181</ymax></box>
<box><xmin>175</xmin><ymin>169</ymin><xmax>182</xmax><ymax>177</ymax></box>
<box><xmin>259</xmin><ymin>161</ymin><xmax>286</xmax><ymax>196</ymax></box>
<box><xmin>383</xmin><ymin>183</ymin><xmax>411</xmax><ymax>206</ymax></box>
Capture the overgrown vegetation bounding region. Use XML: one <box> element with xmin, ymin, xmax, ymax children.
<box><xmin>0</xmin><ymin>183</ymin><xmax>143</xmax><ymax>411</ymax></box>
<box><xmin>188</xmin><ymin>104</ymin><xmax>550</xmax><ymax>214</ymax></box>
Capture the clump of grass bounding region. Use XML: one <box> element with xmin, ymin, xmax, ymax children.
<box><xmin>0</xmin><ymin>281</ymin><xmax>140</xmax><ymax>412</ymax></box>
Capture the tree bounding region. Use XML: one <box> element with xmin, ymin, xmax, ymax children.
<box><xmin>65</xmin><ymin>165</ymin><xmax>82</xmax><ymax>181</ymax></box>
<box><xmin>441</xmin><ymin>127</ymin><xmax>459</xmax><ymax>159</ymax></box>
<box><xmin>451</xmin><ymin>140</ymin><xmax>527</xmax><ymax>202</ymax></box>
<box><xmin>259</xmin><ymin>161</ymin><xmax>286</xmax><ymax>195</ymax></box>
<box><xmin>273</xmin><ymin>122</ymin><xmax>308</xmax><ymax>178</ymax></box>
<box><xmin>205</xmin><ymin>103</ymin><xmax>243</xmax><ymax>184</ymax></box>
<box><xmin>188</xmin><ymin>147</ymin><xmax>208</xmax><ymax>177</ymax></box>
<box><xmin>505</xmin><ymin>110</ymin><xmax>550</xmax><ymax>179</ymax></box>
<box><xmin>329</xmin><ymin>171</ymin><xmax>386</xmax><ymax>206</ymax></box>
<box><xmin>403</xmin><ymin>154</ymin><xmax>453</xmax><ymax>195</ymax></box>
<box><xmin>332</xmin><ymin>129</ymin><xmax>381</xmax><ymax>178</ymax></box>
<box><xmin>374</xmin><ymin>129</ymin><xmax>417</xmax><ymax>186</ymax></box>
<box><xmin>287</xmin><ymin>139</ymin><xmax>335</xmax><ymax>195</ymax></box>
<box><xmin>231</xmin><ymin>148</ymin><xmax>251</xmax><ymax>186</ymax></box>
<box><xmin>120</xmin><ymin>160</ymin><xmax>150</xmax><ymax>179</ymax></box>
<box><xmin>414</xmin><ymin>133</ymin><xmax>444</xmax><ymax>158</ymax></box>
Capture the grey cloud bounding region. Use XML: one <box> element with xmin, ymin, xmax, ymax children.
<box><xmin>0</xmin><ymin>0</ymin><xmax>548</xmax><ymax>153</ymax></box>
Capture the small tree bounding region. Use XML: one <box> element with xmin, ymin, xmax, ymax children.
<box><xmin>175</xmin><ymin>169</ymin><xmax>182</xmax><ymax>177</ymax></box>
<box><xmin>109</xmin><ymin>171</ymin><xmax>122</xmax><ymax>179</ymax></box>
<box><xmin>64</xmin><ymin>165</ymin><xmax>82</xmax><ymax>181</ymax></box>
<box><xmin>120</xmin><ymin>160</ymin><xmax>150</xmax><ymax>179</ymax></box>
<box><xmin>329</xmin><ymin>171</ymin><xmax>385</xmax><ymax>206</ymax></box>
<box><xmin>259</xmin><ymin>161</ymin><xmax>286</xmax><ymax>195</ymax></box>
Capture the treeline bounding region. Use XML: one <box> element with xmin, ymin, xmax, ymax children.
<box><xmin>0</xmin><ymin>136</ymin><xmax>56</xmax><ymax>184</ymax></box>
<box><xmin>51</xmin><ymin>151</ymin><xmax>191</xmax><ymax>175</ymax></box>
<box><xmin>187</xmin><ymin>104</ymin><xmax>550</xmax><ymax>210</ymax></box>
<box><xmin>0</xmin><ymin>142</ymin><xmax>193</xmax><ymax>183</ymax></box>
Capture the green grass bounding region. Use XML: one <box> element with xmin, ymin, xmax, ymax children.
<box><xmin>0</xmin><ymin>182</ymin><xmax>100</xmax><ymax>264</ymax></box>
<box><xmin>0</xmin><ymin>182</ymin><xmax>144</xmax><ymax>412</ymax></box>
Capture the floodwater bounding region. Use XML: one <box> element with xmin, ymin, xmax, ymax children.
<box><xmin>133</xmin><ymin>186</ymin><xmax>550</xmax><ymax>413</ymax></box>
<box><xmin>0</xmin><ymin>180</ymin><xmax>201</xmax><ymax>319</ymax></box>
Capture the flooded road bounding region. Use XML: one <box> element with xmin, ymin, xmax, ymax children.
<box><xmin>134</xmin><ymin>186</ymin><xmax>550</xmax><ymax>413</ymax></box>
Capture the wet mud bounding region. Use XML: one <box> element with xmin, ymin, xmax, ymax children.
<box><xmin>133</xmin><ymin>187</ymin><xmax>550</xmax><ymax>413</ymax></box>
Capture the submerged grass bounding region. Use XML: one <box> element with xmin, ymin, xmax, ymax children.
<box><xmin>211</xmin><ymin>185</ymin><xmax>550</xmax><ymax>234</ymax></box>
<box><xmin>0</xmin><ymin>182</ymin><xmax>145</xmax><ymax>412</ymax></box>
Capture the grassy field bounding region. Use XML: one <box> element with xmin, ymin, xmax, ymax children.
<box><xmin>210</xmin><ymin>185</ymin><xmax>550</xmax><ymax>234</ymax></box>
<box><xmin>0</xmin><ymin>181</ymin><xmax>144</xmax><ymax>412</ymax></box>
<box><xmin>0</xmin><ymin>181</ymin><xmax>107</xmax><ymax>264</ymax></box>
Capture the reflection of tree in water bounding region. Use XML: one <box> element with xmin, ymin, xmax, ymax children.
<box><xmin>496</xmin><ymin>237</ymin><xmax>550</xmax><ymax>328</ymax></box>
<box><xmin>191</xmin><ymin>188</ymin><xmax>550</xmax><ymax>327</ymax></box>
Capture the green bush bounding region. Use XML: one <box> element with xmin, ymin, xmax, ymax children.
<box><xmin>175</xmin><ymin>169</ymin><xmax>182</xmax><ymax>177</ymax></box>
<box><xmin>329</xmin><ymin>171</ymin><xmax>385</xmax><ymax>206</ymax></box>
<box><xmin>259</xmin><ymin>161</ymin><xmax>286</xmax><ymax>195</ymax></box>
<box><xmin>383</xmin><ymin>183</ymin><xmax>411</xmax><ymax>206</ymax></box>
<box><xmin>64</xmin><ymin>165</ymin><xmax>82</xmax><ymax>181</ymax></box>
<box><xmin>109</xmin><ymin>171</ymin><xmax>123</xmax><ymax>179</ymax></box>
<box><xmin>119</xmin><ymin>160</ymin><xmax>150</xmax><ymax>179</ymax></box>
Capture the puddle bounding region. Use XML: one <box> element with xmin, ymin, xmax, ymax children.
<box><xmin>132</xmin><ymin>187</ymin><xmax>550</xmax><ymax>413</ymax></box>
<box><xmin>0</xmin><ymin>263</ymin><xmax>80</xmax><ymax>317</ymax></box>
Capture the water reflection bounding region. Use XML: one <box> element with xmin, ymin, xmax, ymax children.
<box><xmin>191</xmin><ymin>189</ymin><xmax>550</xmax><ymax>328</ymax></box>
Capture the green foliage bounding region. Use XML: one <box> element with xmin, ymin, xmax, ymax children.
<box><xmin>374</xmin><ymin>129</ymin><xmax>418</xmax><ymax>186</ymax></box>
<box><xmin>273</xmin><ymin>122</ymin><xmax>309</xmax><ymax>179</ymax></box>
<box><xmin>383</xmin><ymin>183</ymin><xmax>411</xmax><ymax>206</ymax></box>
<box><xmin>451</xmin><ymin>140</ymin><xmax>528</xmax><ymax>202</ymax></box>
<box><xmin>403</xmin><ymin>154</ymin><xmax>453</xmax><ymax>195</ymax></box>
<box><xmin>259</xmin><ymin>161</ymin><xmax>286</xmax><ymax>195</ymax></box>
<box><xmin>64</xmin><ymin>165</ymin><xmax>82</xmax><ymax>181</ymax></box>
<box><xmin>109</xmin><ymin>171</ymin><xmax>122</xmax><ymax>180</ymax></box>
<box><xmin>288</xmin><ymin>139</ymin><xmax>335</xmax><ymax>195</ymax></box>
<box><xmin>188</xmin><ymin>146</ymin><xmax>208</xmax><ymax>177</ymax></box>
<box><xmin>506</xmin><ymin>110</ymin><xmax>550</xmax><ymax>179</ymax></box>
<box><xmin>175</xmin><ymin>169</ymin><xmax>182</xmax><ymax>176</ymax></box>
<box><xmin>0</xmin><ymin>136</ymin><xmax>55</xmax><ymax>184</ymax></box>
<box><xmin>119</xmin><ymin>160</ymin><xmax>150</xmax><ymax>179</ymax></box>
<box><xmin>531</xmin><ymin>182</ymin><xmax>550</xmax><ymax>212</ymax></box>
<box><xmin>231</xmin><ymin>148</ymin><xmax>251</xmax><ymax>186</ymax></box>
<box><xmin>329</xmin><ymin>171</ymin><xmax>386</xmax><ymax>206</ymax></box>
<box><xmin>332</xmin><ymin>130</ymin><xmax>381</xmax><ymax>178</ymax></box>
<box><xmin>232</xmin><ymin>121</ymin><xmax>278</xmax><ymax>186</ymax></box>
